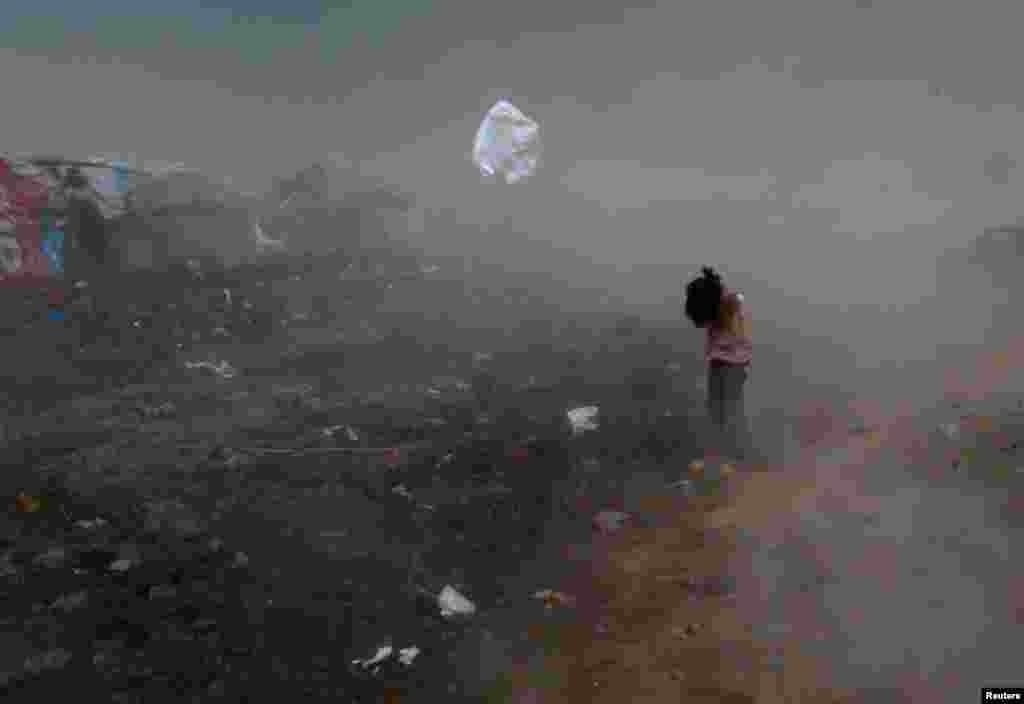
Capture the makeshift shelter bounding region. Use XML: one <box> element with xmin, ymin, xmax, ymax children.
<box><xmin>0</xmin><ymin>154</ymin><xmax>289</xmax><ymax>289</ymax></box>
<box><xmin>0</xmin><ymin>154</ymin><xmax>414</xmax><ymax>295</ymax></box>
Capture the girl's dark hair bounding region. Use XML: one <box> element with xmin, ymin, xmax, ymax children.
<box><xmin>684</xmin><ymin>266</ymin><xmax>724</xmax><ymax>328</ymax></box>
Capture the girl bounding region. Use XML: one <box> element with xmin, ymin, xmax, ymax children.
<box><xmin>685</xmin><ymin>267</ymin><xmax>753</xmax><ymax>460</ymax></box>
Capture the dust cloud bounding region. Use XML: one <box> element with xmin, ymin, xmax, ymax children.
<box><xmin>4</xmin><ymin>0</ymin><xmax>1022</xmax><ymax>405</ymax></box>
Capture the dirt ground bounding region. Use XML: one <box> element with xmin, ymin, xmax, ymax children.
<box><xmin>2</xmin><ymin>251</ymin><xmax>1022</xmax><ymax>702</ymax></box>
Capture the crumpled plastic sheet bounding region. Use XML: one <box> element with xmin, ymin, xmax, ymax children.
<box><xmin>567</xmin><ymin>406</ymin><xmax>600</xmax><ymax>435</ymax></box>
<box><xmin>472</xmin><ymin>100</ymin><xmax>541</xmax><ymax>184</ymax></box>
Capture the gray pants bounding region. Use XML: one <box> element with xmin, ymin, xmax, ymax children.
<box><xmin>707</xmin><ymin>361</ymin><xmax>750</xmax><ymax>459</ymax></box>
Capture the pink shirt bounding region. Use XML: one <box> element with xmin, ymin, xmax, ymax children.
<box><xmin>705</xmin><ymin>290</ymin><xmax>752</xmax><ymax>366</ymax></box>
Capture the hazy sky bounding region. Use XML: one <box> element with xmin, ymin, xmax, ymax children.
<box><xmin>4</xmin><ymin>0</ymin><xmax>1022</xmax><ymax>378</ymax></box>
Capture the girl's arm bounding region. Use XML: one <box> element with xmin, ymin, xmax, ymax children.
<box><xmin>726</xmin><ymin>292</ymin><xmax>750</xmax><ymax>340</ymax></box>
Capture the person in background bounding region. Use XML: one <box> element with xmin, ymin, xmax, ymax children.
<box><xmin>684</xmin><ymin>267</ymin><xmax>753</xmax><ymax>461</ymax></box>
<box><xmin>63</xmin><ymin>167</ymin><xmax>110</xmax><ymax>297</ymax></box>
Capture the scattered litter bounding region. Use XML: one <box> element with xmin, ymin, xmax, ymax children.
<box><xmin>688</xmin><ymin>459</ymin><xmax>705</xmax><ymax>475</ymax></box>
<box><xmin>671</xmin><ymin>623</ymin><xmax>701</xmax><ymax>639</ymax></box>
<box><xmin>668</xmin><ymin>479</ymin><xmax>696</xmax><ymax>496</ymax></box>
<box><xmin>323</xmin><ymin>425</ymin><xmax>360</xmax><ymax>442</ymax></box>
<box><xmin>384</xmin><ymin>448</ymin><xmax>403</xmax><ymax>469</ymax></box>
<box><xmin>593</xmin><ymin>510</ymin><xmax>631</xmax><ymax>534</ymax></box>
<box><xmin>15</xmin><ymin>493</ymin><xmax>40</xmax><ymax>513</ymax></box>
<box><xmin>568</xmin><ymin>406</ymin><xmax>600</xmax><ymax>435</ymax></box>
<box><xmin>533</xmin><ymin>590</ymin><xmax>576</xmax><ymax>609</ymax></box>
<box><xmin>438</xmin><ymin>585</ymin><xmax>476</xmax><ymax>617</ymax></box>
<box><xmin>939</xmin><ymin>423</ymin><xmax>960</xmax><ymax>441</ymax></box>
<box><xmin>149</xmin><ymin>585</ymin><xmax>177</xmax><ymax>600</ymax></box>
<box><xmin>185</xmin><ymin>359</ymin><xmax>238</xmax><ymax>380</ymax></box>
<box><xmin>51</xmin><ymin>591</ymin><xmax>88</xmax><ymax>612</ymax></box>
<box><xmin>33</xmin><ymin>547</ymin><xmax>67</xmax><ymax>569</ymax></box>
<box><xmin>420</xmin><ymin>265</ymin><xmax>441</xmax><ymax>275</ymax></box>
<box><xmin>24</xmin><ymin>648</ymin><xmax>72</xmax><ymax>674</ymax></box>
<box><xmin>720</xmin><ymin>463</ymin><xmax>736</xmax><ymax>477</ymax></box>
<box><xmin>398</xmin><ymin>646</ymin><xmax>420</xmax><ymax>666</ymax></box>
<box><xmin>231</xmin><ymin>552</ymin><xmax>249</xmax><ymax>568</ymax></box>
<box><xmin>139</xmin><ymin>402</ymin><xmax>176</xmax><ymax>420</ymax></box>
<box><xmin>108</xmin><ymin>558</ymin><xmax>135</xmax><ymax>572</ymax></box>
<box><xmin>392</xmin><ymin>484</ymin><xmax>413</xmax><ymax>499</ymax></box>
<box><xmin>353</xmin><ymin>646</ymin><xmax>393</xmax><ymax>669</ymax></box>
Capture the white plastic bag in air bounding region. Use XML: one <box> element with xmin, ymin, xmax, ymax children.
<box><xmin>472</xmin><ymin>100</ymin><xmax>541</xmax><ymax>184</ymax></box>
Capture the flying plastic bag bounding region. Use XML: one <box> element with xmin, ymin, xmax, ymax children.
<box><xmin>472</xmin><ymin>100</ymin><xmax>541</xmax><ymax>184</ymax></box>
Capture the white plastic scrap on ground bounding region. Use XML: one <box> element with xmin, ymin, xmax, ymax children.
<box><xmin>397</xmin><ymin>647</ymin><xmax>420</xmax><ymax>666</ymax></box>
<box><xmin>352</xmin><ymin>645</ymin><xmax>420</xmax><ymax>672</ymax></box>
<box><xmin>568</xmin><ymin>406</ymin><xmax>600</xmax><ymax>435</ymax></box>
<box><xmin>593</xmin><ymin>510</ymin><xmax>631</xmax><ymax>534</ymax></box>
<box><xmin>472</xmin><ymin>100</ymin><xmax>542</xmax><ymax>184</ymax></box>
<box><xmin>185</xmin><ymin>359</ymin><xmax>238</xmax><ymax>380</ymax></box>
<box><xmin>438</xmin><ymin>585</ymin><xmax>476</xmax><ymax>617</ymax></box>
<box><xmin>352</xmin><ymin>646</ymin><xmax>392</xmax><ymax>672</ymax></box>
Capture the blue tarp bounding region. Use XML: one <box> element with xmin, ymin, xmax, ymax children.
<box><xmin>40</xmin><ymin>225</ymin><xmax>64</xmax><ymax>275</ymax></box>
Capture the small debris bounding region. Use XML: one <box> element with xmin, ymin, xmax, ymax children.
<box><xmin>939</xmin><ymin>423</ymin><xmax>960</xmax><ymax>441</ymax></box>
<box><xmin>148</xmin><ymin>585</ymin><xmax>177</xmax><ymax>600</ymax></box>
<box><xmin>392</xmin><ymin>485</ymin><xmax>413</xmax><ymax>500</ymax></box>
<box><xmin>108</xmin><ymin>558</ymin><xmax>135</xmax><ymax>572</ymax></box>
<box><xmin>15</xmin><ymin>493</ymin><xmax>41</xmax><ymax>513</ymax></box>
<box><xmin>74</xmin><ymin>518</ymin><xmax>108</xmax><ymax>531</ymax></box>
<box><xmin>185</xmin><ymin>359</ymin><xmax>238</xmax><ymax>380</ymax></box>
<box><xmin>438</xmin><ymin>585</ymin><xmax>476</xmax><ymax>617</ymax></box>
<box><xmin>51</xmin><ymin>590</ymin><xmax>88</xmax><ymax>612</ymax></box>
<box><xmin>567</xmin><ymin>406</ymin><xmax>599</xmax><ymax>435</ymax></box>
<box><xmin>33</xmin><ymin>547</ymin><xmax>67</xmax><ymax>569</ymax></box>
<box><xmin>533</xmin><ymin>590</ymin><xmax>575</xmax><ymax>609</ymax></box>
<box><xmin>688</xmin><ymin>459</ymin><xmax>705</xmax><ymax>475</ymax></box>
<box><xmin>668</xmin><ymin>479</ymin><xmax>696</xmax><ymax>496</ymax></box>
<box><xmin>593</xmin><ymin>510</ymin><xmax>631</xmax><ymax>534</ymax></box>
<box><xmin>671</xmin><ymin>623</ymin><xmax>701</xmax><ymax>639</ymax></box>
<box><xmin>397</xmin><ymin>647</ymin><xmax>420</xmax><ymax>666</ymax></box>
<box><xmin>24</xmin><ymin>648</ymin><xmax>72</xmax><ymax>674</ymax></box>
<box><xmin>231</xmin><ymin>552</ymin><xmax>249</xmax><ymax>568</ymax></box>
<box><xmin>140</xmin><ymin>402</ymin><xmax>177</xmax><ymax>420</ymax></box>
<box><xmin>352</xmin><ymin>646</ymin><xmax>392</xmax><ymax>673</ymax></box>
